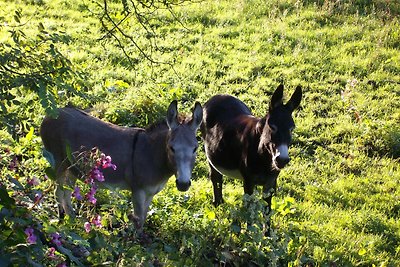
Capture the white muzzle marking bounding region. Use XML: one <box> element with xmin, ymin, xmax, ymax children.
<box><xmin>272</xmin><ymin>144</ymin><xmax>290</xmax><ymax>170</ymax></box>
<box><xmin>277</xmin><ymin>144</ymin><xmax>289</xmax><ymax>160</ymax></box>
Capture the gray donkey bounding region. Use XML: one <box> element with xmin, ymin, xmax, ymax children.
<box><xmin>40</xmin><ymin>101</ymin><xmax>203</xmax><ymax>232</ymax></box>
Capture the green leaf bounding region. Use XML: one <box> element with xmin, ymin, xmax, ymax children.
<box><xmin>123</xmin><ymin>212</ymin><xmax>129</xmax><ymax>223</ymax></box>
<box><xmin>9</xmin><ymin>176</ymin><xmax>24</xmax><ymax>190</ymax></box>
<box><xmin>57</xmin><ymin>245</ymin><xmax>85</xmax><ymax>267</ymax></box>
<box><xmin>65</xmin><ymin>142</ymin><xmax>74</xmax><ymax>164</ymax></box>
<box><xmin>45</xmin><ymin>167</ymin><xmax>56</xmax><ymax>180</ymax></box>
<box><xmin>271</xmin><ymin>196</ymin><xmax>277</xmax><ymax>211</ymax></box>
<box><xmin>206</xmin><ymin>209</ymin><xmax>216</xmax><ymax>220</ymax></box>
<box><xmin>358</xmin><ymin>248</ymin><xmax>367</xmax><ymax>256</ymax></box>
<box><xmin>284</xmin><ymin>196</ymin><xmax>296</xmax><ymax>205</ymax></box>
<box><xmin>5</xmin><ymin>94</ymin><xmax>15</xmax><ymax>100</ymax></box>
<box><xmin>0</xmin><ymin>187</ymin><xmax>15</xmax><ymax>208</ymax></box>
<box><xmin>43</xmin><ymin>224</ymin><xmax>57</xmax><ymax>233</ymax></box>
<box><xmin>164</xmin><ymin>244</ymin><xmax>175</xmax><ymax>253</ymax></box>
<box><xmin>43</xmin><ymin>149</ymin><xmax>56</xmax><ymax>168</ymax></box>
<box><xmin>38</xmin><ymin>22</ymin><xmax>44</xmax><ymax>31</ymax></box>
<box><xmin>231</xmin><ymin>223</ymin><xmax>241</xmax><ymax>233</ymax></box>
<box><xmin>25</xmin><ymin>126</ymin><xmax>34</xmax><ymax>141</ymax></box>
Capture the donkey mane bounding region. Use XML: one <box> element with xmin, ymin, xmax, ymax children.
<box><xmin>145</xmin><ymin>114</ymin><xmax>192</xmax><ymax>133</ymax></box>
<box><xmin>145</xmin><ymin>120</ymin><xmax>168</xmax><ymax>132</ymax></box>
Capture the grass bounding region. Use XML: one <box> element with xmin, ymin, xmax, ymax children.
<box><xmin>1</xmin><ymin>0</ymin><xmax>399</xmax><ymax>265</ymax></box>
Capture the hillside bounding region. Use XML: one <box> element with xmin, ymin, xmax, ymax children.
<box><xmin>1</xmin><ymin>0</ymin><xmax>399</xmax><ymax>266</ymax></box>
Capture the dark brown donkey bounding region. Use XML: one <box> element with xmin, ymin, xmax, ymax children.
<box><xmin>40</xmin><ymin>101</ymin><xmax>203</xmax><ymax>232</ymax></box>
<box><xmin>201</xmin><ymin>84</ymin><xmax>302</xmax><ymax>209</ymax></box>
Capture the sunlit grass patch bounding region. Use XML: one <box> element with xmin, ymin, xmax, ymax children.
<box><xmin>1</xmin><ymin>0</ymin><xmax>399</xmax><ymax>265</ymax></box>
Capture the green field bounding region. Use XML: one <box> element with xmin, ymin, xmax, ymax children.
<box><xmin>1</xmin><ymin>0</ymin><xmax>399</xmax><ymax>266</ymax></box>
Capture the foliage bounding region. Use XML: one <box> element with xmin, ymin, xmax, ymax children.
<box><xmin>0</xmin><ymin>9</ymin><xmax>87</xmax><ymax>139</ymax></box>
<box><xmin>92</xmin><ymin>0</ymin><xmax>197</xmax><ymax>69</ymax></box>
<box><xmin>0</xmin><ymin>131</ymin><xmax>118</xmax><ymax>266</ymax></box>
<box><xmin>0</xmin><ymin>0</ymin><xmax>399</xmax><ymax>266</ymax></box>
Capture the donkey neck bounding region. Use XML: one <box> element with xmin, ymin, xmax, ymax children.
<box><xmin>260</xmin><ymin>114</ymin><xmax>273</xmax><ymax>144</ymax></box>
<box><xmin>239</xmin><ymin>115</ymin><xmax>266</xmax><ymax>144</ymax></box>
<box><xmin>135</xmin><ymin>121</ymin><xmax>175</xmax><ymax>181</ymax></box>
<box><xmin>241</xmin><ymin>115</ymin><xmax>274</xmax><ymax>161</ymax></box>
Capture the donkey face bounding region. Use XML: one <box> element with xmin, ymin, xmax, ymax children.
<box><xmin>166</xmin><ymin>101</ymin><xmax>203</xmax><ymax>191</ymax></box>
<box><xmin>259</xmin><ymin>84</ymin><xmax>302</xmax><ymax>170</ymax></box>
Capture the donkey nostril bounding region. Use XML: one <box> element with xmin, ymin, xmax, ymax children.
<box><xmin>277</xmin><ymin>157</ymin><xmax>290</xmax><ymax>167</ymax></box>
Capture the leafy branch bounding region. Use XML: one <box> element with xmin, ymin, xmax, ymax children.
<box><xmin>0</xmin><ymin>10</ymin><xmax>87</xmax><ymax>139</ymax></box>
<box><xmin>92</xmin><ymin>0</ymin><xmax>199</xmax><ymax>70</ymax></box>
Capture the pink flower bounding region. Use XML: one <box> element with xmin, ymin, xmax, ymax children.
<box><xmin>72</xmin><ymin>186</ymin><xmax>83</xmax><ymax>201</ymax></box>
<box><xmin>85</xmin><ymin>186</ymin><xmax>97</xmax><ymax>204</ymax></box>
<box><xmin>24</xmin><ymin>227</ymin><xmax>37</xmax><ymax>244</ymax></box>
<box><xmin>84</xmin><ymin>222</ymin><xmax>91</xmax><ymax>233</ymax></box>
<box><xmin>90</xmin><ymin>167</ymin><xmax>105</xmax><ymax>182</ymax></box>
<box><xmin>84</xmin><ymin>176</ymin><xmax>94</xmax><ymax>185</ymax></box>
<box><xmin>56</xmin><ymin>262</ymin><xmax>67</xmax><ymax>267</ymax></box>
<box><xmin>91</xmin><ymin>215</ymin><xmax>102</xmax><ymax>228</ymax></box>
<box><xmin>104</xmin><ymin>162</ymin><xmax>117</xmax><ymax>170</ymax></box>
<box><xmin>47</xmin><ymin>247</ymin><xmax>57</xmax><ymax>259</ymax></box>
<box><xmin>27</xmin><ymin>176</ymin><xmax>40</xmax><ymax>186</ymax></box>
<box><xmin>9</xmin><ymin>156</ymin><xmax>18</xmax><ymax>171</ymax></box>
<box><xmin>96</xmin><ymin>153</ymin><xmax>106</xmax><ymax>167</ymax></box>
<box><xmin>87</xmin><ymin>195</ymin><xmax>97</xmax><ymax>204</ymax></box>
<box><xmin>50</xmin><ymin>232</ymin><xmax>62</xmax><ymax>246</ymax></box>
<box><xmin>102</xmin><ymin>155</ymin><xmax>117</xmax><ymax>170</ymax></box>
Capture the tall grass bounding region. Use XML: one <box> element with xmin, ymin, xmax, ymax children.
<box><xmin>1</xmin><ymin>0</ymin><xmax>399</xmax><ymax>265</ymax></box>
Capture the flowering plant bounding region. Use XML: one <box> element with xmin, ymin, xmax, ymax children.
<box><xmin>0</xmin><ymin>141</ymin><xmax>117</xmax><ymax>266</ymax></box>
<box><xmin>69</xmin><ymin>148</ymin><xmax>116</xmax><ymax>229</ymax></box>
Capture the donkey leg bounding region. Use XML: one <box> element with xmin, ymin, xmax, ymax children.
<box><xmin>55</xmin><ymin>184</ymin><xmax>67</xmax><ymax>219</ymax></box>
<box><xmin>64</xmin><ymin>171</ymin><xmax>77</xmax><ymax>217</ymax></box>
<box><xmin>55</xmin><ymin>172</ymin><xmax>76</xmax><ymax>219</ymax></box>
<box><xmin>262</xmin><ymin>178</ymin><xmax>277</xmax><ymax>213</ymax></box>
<box><xmin>142</xmin><ymin>194</ymin><xmax>154</xmax><ymax>230</ymax></box>
<box><xmin>209</xmin><ymin>164</ymin><xmax>224</xmax><ymax>206</ymax></box>
<box><xmin>243</xmin><ymin>177</ymin><xmax>255</xmax><ymax>196</ymax></box>
<box><xmin>55</xmin><ymin>185</ymin><xmax>75</xmax><ymax>219</ymax></box>
<box><xmin>132</xmin><ymin>189</ymin><xmax>147</xmax><ymax>233</ymax></box>
<box><xmin>262</xmin><ymin>179</ymin><xmax>277</xmax><ymax>235</ymax></box>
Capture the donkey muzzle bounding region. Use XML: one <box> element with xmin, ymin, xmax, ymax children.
<box><xmin>176</xmin><ymin>179</ymin><xmax>191</xmax><ymax>192</ymax></box>
<box><xmin>273</xmin><ymin>144</ymin><xmax>290</xmax><ymax>169</ymax></box>
<box><xmin>276</xmin><ymin>156</ymin><xmax>290</xmax><ymax>169</ymax></box>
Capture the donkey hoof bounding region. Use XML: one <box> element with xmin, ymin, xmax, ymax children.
<box><xmin>213</xmin><ymin>198</ymin><xmax>224</xmax><ymax>207</ymax></box>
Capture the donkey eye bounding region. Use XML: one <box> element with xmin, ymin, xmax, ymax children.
<box><xmin>269</xmin><ymin>124</ymin><xmax>278</xmax><ymax>133</ymax></box>
<box><xmin>169</xmin><ymin>146</ymin><xmax>175</xmax><ymax>153</ymax></box>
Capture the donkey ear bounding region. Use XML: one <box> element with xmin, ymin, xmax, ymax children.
<box><xmin>166</xmin><ymin>100</ymin><xmax>179</xmax><ymax>130</ymax></box>
<box><xmin>286</xmin><ymin>85</ymin><xmax>302</xmax><ymax>111</ymax></box>
<box><xmin>270</xmin><ymin>84</ymin><xmax>284</xmax><ymax>111</ymax></box>
<box><xmin>190</xmin><ymin>101</ymin><xmax>203</xmax><ymax>131</ymax></box>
